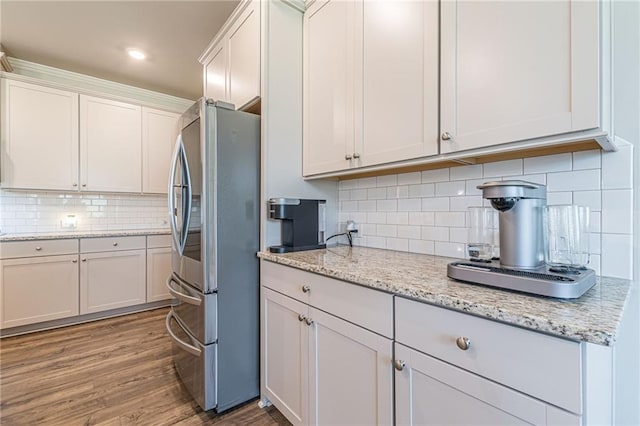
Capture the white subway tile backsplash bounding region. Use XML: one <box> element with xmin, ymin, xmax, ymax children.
<box><xmin>422</xmin><ymin>168</ymin><xmax>450</xmax><ymax>183</ymax></box>
<box><xmin>450</xmin><ymin>165</ymin><xmax>483</xmax><ymax>181</ymax></box>
<box><xmin>358</xmin><ymin>200</ymin><xmax>377</xmax><ymax>212</ymax></box>
<box><xmin>465</xmin><ymin>178</ymin><xmax>487</xmax><ymax>196</ymax></box>
<box><xmin>409</xmin><ymin>239</ymin><xmax>435</xmax><ymax>254</ymax></box>
<box><xmin>435</xmin><ymin>181</ymin><xmax>466</xmax><ymax>197</ymax></box>
<box><xmin>387</xmin><ymin>186</ymin><xmax>409</xmax><ymax>199</ymax></box>
<box><xmin>449</xmin><ymin>196</ymin><xmax>484</xmax><ymax>212</ymax></box>
<box><xmin>602</xmin><ymin>145</ymin><xmax>633</xmax><ymax>189</ymax></box>
<box><xmin>367</xmin><ymin>188</ymin><xmax>387</xmax><ymax>200</ymax></box>
<box><xmin>546</xmin><ymin>192</ymin><xmax>573</xmax><ymax>205</ymax></box>
<box><xmin>341</xmin><ymin>201</ymin><xmax>358</xmax><ymax>212</ymax></box>
<box><xmin>386</xmin><ymin>237</ymin><xmax>409</xmax><ymax>252</ymax></box>
<box><xmin>601</xmin><ymin>234</ymin><xmax>633</xmax><ymax>279</ymax></box>
<box><xmin>435</xmin><ymin>241</ymin><xmax>466</xmax><ymax>258</ymax></box>
<box><xmin>547</xmin><ymin>169</ymin><xmax>601</xmax><ymax>192</ymax></box>
<box><xmin>376</xmin><ymin>200</ymin><xmax>398</xmax><ymax>212</ymax></box>
<box><xmin>572</xmin><ymin>150</ymin><xmax>601</xmax><ymax>170</ymax></box>
<box><xmin>422</xmin><ymin>197</ymin><xmax>449</xmax><ymax>212</ymax></box>
<box><xmin>449</xmin><ymin>227</ymin><xmax>467</xmax><ymax>244</ymax></box>
<box><xmin>524</xmin><ymin>154</ymin><xmax>572</xmax><ymax>174</ymax></box>
<box><xmin>367</xmin><ymin>236</ymin><xmax>386</xmax><ymax>249</ymax></box>
<box><xmin>367</xmin><ymin>212</ymin><xmax>387</xmax><ymax>224</ymax></box>
<box><xmin>397</xmin><ymin>172</ymin><xmax>422</xmax><ymax>185</ymax></box>
<box><xmin>357</xmin><ymin>177</ymin><xmax>378</xmax><ymax>189</ymax></box>
<box><xmin>398</xmin><ymin>198</ymin><xmax>422</xmax><ymax>212</ymax></box>
<box><xmin>590</xmin><ymin>212</ymin><xmax>601</xmax><ymax>233</ymax></box>
<box><xmin>589</xmin><ymin>255</ymin><xmax>601</xmax><ymax>276</ymax></box>
<box><xmin>339</xmin><ymin>179</ymin><xmax>358</xmax><ymax>190</ymax></box>
<box><xmin>408</xmin><ymin>183</ymin><xmax>435</xmax><ymax>198</ymax></box>
<box><xmin>398</xmin><ymin>225</ymin><xmax>421</xmax><ymax>239</ymax></box>
<box><xmin>376</xmin><ymin>175</ymin><xmax>397</xmax><ymax>187</ymax></box>
<box><xmin>361</xmin><ymin>224</ymin><xmax>377</xmax><ymax>236</ymax></box>
<box><xmin>351</xmin><ymin>189</ymin><xmax>368</xmax><ymax>201</ymax></box>
<box><xmin>408</xmin><ymin>212</ymin><xmax>435</xmax><ymax>226</ymax></box>
<box><xmin>387</xmin><ymin>212</ymin><xmax>409</xmax><ymax>225</ymax></box>
<box><xmin>601</xmin><ymin>190</ymin><xmax>633</xmax><ymax>234</ymax></box>
<box><xmin>483</xmin><ymin>159</ymin><xmax>523</xmax><ymax>177</ymax></box>
<box><xmin>573</xmin><ymin>191</ymin><xmax>601</xmax><ymax>211</ymax></box>
<box><xmin>435</xmin><ymin>212</ymin><xmax>465</xmax><ymax>227</ymax></box>
<box><xmin>421</xmin><ymin>226</ymin><xmax>449</xmax><ymax>242</ymax></box>
<box><xmin>377</xmin><ymin>224</ymin><xmax>397</xmax><ymax>237</ymax></box>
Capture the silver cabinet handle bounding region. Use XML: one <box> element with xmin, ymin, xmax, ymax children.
<box><xmin>82</xmin><ymin>184</ymin><xmax>87</xmax><ymax>187</ymax></box>
<box><xmin>456</xmin><ymin>337</ymin><xmax>471</xmax><ymax>351</ymax></box>
<box><xmin>113</xmin><ymin>242</ymin><xmax>118</xmax><ymax>246</ymax></box>
<box><xmin>345</xmin><ymin>154</ymin><xmax>352</xmax><ymax>160</ymax></box>
<box><xmin>353</xmin><ymin>152</ymin><xmax>360</xmax><ymax>159</ymax></box>
<box><xmin>72</xmin><ymin>259</ymin><xmax>78</xmax><ymax>263</ymax></box>
<box><xmin>302</xmin><ymin>285</ymin><xmax>311</xmax><ymax>293</ymax></box>
<box><xmin>72</xmin><ymin>183</ymin><xmax>78</xmax><ymax>187</ymax></box>
<box><xmin>298</xmin><ymin>313</ymin><xmax>306</xmax><ymax>322</ymax></box>
<box><xmin>35</xmin><ymin>247</ymin><xmax>42</xmax><ymax>251</ymax></box>
<box><xmin>441</xmin><ymin>132</ymin><xmax>452</xmax><ymax>141</ymax></box>
<box><xmin>82</xmin><ymin>258</ymin><xmax>87</xmax><ymax>262</ymax></box>
<box><xmin>305</xmin><ymin>317</ymin><xmax>314</xmax><ymax>326</ymax></box>
<box><xmin>393</xmin><ymin>359</ymin><xmax>406</xmax><ymax>371</ymax></box>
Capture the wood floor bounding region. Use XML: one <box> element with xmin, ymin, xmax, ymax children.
<box><xmin>0</xmin><ymin>308</ymin><xmax>290</xmax><ymax>425</ymax></box>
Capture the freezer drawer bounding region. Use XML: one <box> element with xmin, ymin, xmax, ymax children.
<box><xmin>166</xmin><ymin>310</ymin><xmax>217</xmax><ymax>411</ymax></box>
<box><xmin>167</xmin><ymin>273</ymin><xmax>217</xmax><ymax>345</ymax></box>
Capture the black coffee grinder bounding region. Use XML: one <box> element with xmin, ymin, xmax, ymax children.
<box><xmin>268</xmin><ymin>198</ymin><xmax>326</xmax><ymax>253</ymax></box>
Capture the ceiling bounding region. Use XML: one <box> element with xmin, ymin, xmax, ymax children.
<box><xmin>0</xmin><ymin>0</ymin><xmax>240</xmax><ymax>100</ymax></box>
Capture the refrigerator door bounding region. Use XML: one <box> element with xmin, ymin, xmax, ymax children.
<box><xmin>166</xmin><ymin>273</ymin><xmax>218</xmax><ymax>345</ymax></box>
<box><xmin>166</xmin><ymin>310</ymin><xmax>217</xmax><ymax>411</ymax></box>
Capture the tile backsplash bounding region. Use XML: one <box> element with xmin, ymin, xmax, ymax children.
<box><xmin>338</xmin><ymin>148</ymin><xmax>634</xmax><ymax>280</ymax></box>
<box><xmin>0</xmin><ymin>190</ymin><xmax>169</xmax><ymax>234</ymax></box>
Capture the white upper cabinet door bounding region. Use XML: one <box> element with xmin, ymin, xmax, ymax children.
<box><xmin>80</xmin><ymin>95</ymin><xmax>142</xmax><ymax>192</ymax></box>
<box><xmin>227</xmin><ymin>1</ymin><xmax>260</xmax><ymax>109</ymax></box>
<box><xmin>205</xmin><ymin>42</ymin><xmax>228</xmax><ymax>103</ymax></box>
<box><xmin>440</xmin><ymin>0</ymin><xmax>599</xmax><ymax>154</ymax></box>
<box><xmin>1</xmin><ymin>79</ymin><xmax>79</xmax><ymax>190</ymax></box>
<box><xmin>303</xmin><ymin>0</ymin><xmax>356</xmax><ymax>176</ymax></box>
<box><xmin>361</xmin><ymin>0</ymin><xmax>439</xmax><ymax>166</ymax></box>
<box><xmin>142</xmin><ymin>107</ymin><xmax>179</xmax><ymax>194</ymax></box>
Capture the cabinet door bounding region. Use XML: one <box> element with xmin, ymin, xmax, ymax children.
<box><xmin>394</xmin><ymin>343</ymin><xmax>581</xmax><ymax>426</ymax></box>
<box><xmin>146</xmin><ymin>247</ymin><xmax>172</xmax><ymax>302</ymax></box>
<box><xmin>262</xmin><ymin>287</ymin><xmax>309</xmax><ymax>426</ymax></box>
<box><xmin>1</xmin><ymin>79</ymin><xmax>79</xmax><ymax>190</ymax></box>
<box><xmin>80</xmin><ymin>95</ymin><xmax>142</xmax><ymax>192</ymax></box>
<box><xmin>227</xmin><ymin>0</ymin><xmax>260</xmax><ymax>109</ymax></box>
<box><xmin>0</xmin><ymin>254</ymin><xmax>79</xmax><ymax>328</ymax></box>
<box><xmin>142</xmin><ymin>107</ymin><xmax>179</xmax><ymax>194</ymax></box>
<box><xmin>205</xmin><ymin>42</ymin><xmax>228</xmax><ymax>103</ymax></box>
<box><xmin>80</xmin><ymin>249</ymin><xmax>146</xmax><ymax>314</ymax></box>
<box><xmin>360</xmin><ymin>0</ymin><xmax>438</xmax><ymax>166</ymax></box>
<box><xmin>440</xmin><ymin>0</ymin><xmax>599</xmax><ymax>153</ymax></box>
<box><xmin>303</xmin><ymin>0</ymin><xmax>356</xmax><ymax>176</ymax></box>
<box><xmin>309</xmin><ymin>307</ymin><xmax>393</xmax><ymax>426</ymax></box>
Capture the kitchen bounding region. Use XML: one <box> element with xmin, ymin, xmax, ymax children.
<box><xmin>1</xmin><ymin>0</ymin><xmax>639</xmax><ymax>425</ymax></box>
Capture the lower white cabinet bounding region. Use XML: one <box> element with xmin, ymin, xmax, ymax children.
<box><xmin>146</xmin><ymin>235</ymin><xmax>172</xmax><ymax>302</ymax></box>
<box><xmin>395</xmin><ymin>343</ymin><xmax>580</xmax><ymax>426</ymax></box>
<box><xmin>262</xmin><ymin>286</ymin><xmax>393</xmax><ymax>426</ymax></box>
<box><xmin>0</xmin><ymin>254</ymin><xmax>79</xmax><ymax>328</ymax></box>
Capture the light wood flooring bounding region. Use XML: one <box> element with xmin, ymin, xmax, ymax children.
<box><xmin>0</xmin><ymin>308</ymin><xmax>290</xmax><ymax>425</ymax></box>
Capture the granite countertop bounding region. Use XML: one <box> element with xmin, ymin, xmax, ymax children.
<box><xmin>258</xmin><ymin>246</ymin><xmax>636</xmax><ymax>346</ymax></box>
<box><xmin>0</xmin><ymin>228</ymin><xmax>171</xmax><ymax>242</ymax></box>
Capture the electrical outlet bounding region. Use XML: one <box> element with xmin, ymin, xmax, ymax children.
<box><xmin>346</xmin><ymin>220</ymin><xmax>358</xmax><ymax>232</ymax></box>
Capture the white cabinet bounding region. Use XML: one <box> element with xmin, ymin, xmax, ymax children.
<box><xmin>261</xmin><ymin>261</ymin><xmax>393</xmax><ymax>426</ymax></box>
<box><xmin>201</xmin><ymin>0</ymin><xmax>260</xmax><ymax>110</ymax></box>
<box><xmin>440</xmin><ymin>0</ymin><xmax>599</xmax><ymax>153</ymax></box>
<box><xmin>146</xmin><ymin>235</ymin><xmax>172</xmax><ymax>302</ymax></box>
<box><xmin>142</xmin><ymin>107</ymin><xmax>179</xmax><ymax>194</ymax></box>
<box><xmin>0</xmin><ymin>254</ymin><xmax>79</xmax><ymax>329</ymax></box>
<box><xmin>80</xmin><ymin>236</ymin><xmax>146</xmax><ymax>314</ymax></box>
<box><xmin>80</xmin><ymin>95</ymin><xmax>142</xmax><ymax>193</ymax></box>
<box><xmin>303</xmin><ymin>0</ymin><xmax>438</xmax><ymax>176</ymax></box>
<box><xmin>395</xmin><ymin>343</ymin><xmax>580</xmax><ymax>426</ymax></box>
<box><xmin>0</xmin><ymin>78</ymin><xmax>79</xmax><ymax>190</ymax></box>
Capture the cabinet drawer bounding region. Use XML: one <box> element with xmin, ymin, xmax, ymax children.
<box><xmin>261</xmin><ymin>261</ymin><xmax>393</xmax><ymax>338</ymax></box>
<box><xmin>395</xmin><ymin>297</ymin><xmax>582</xmax><ymax>414</ymax></box>
<box><xmin>81</xmin><ymin>236</ymin><xmax>146</xmax><ymax>253</ymax></box>
<box><xmin>147</xmin><ymin>234</ymin><xmax>171</xmax><ymax>249</ymax></box>
<box><xmin>0</xmin><ymin>239</ymin><xmax>78</xmax><ymax>259</ymax></box>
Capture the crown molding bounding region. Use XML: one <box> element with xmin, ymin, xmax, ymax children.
<box><xmin>1</xmin><ymin>57</ymin><xmax>193</xmax><ymax>113</ymax></box>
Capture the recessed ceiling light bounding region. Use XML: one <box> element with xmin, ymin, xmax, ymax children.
<box><xmin>127</xmin><ymin>48</ymin><xmax>146</xmax><ymax>60</ymax></box>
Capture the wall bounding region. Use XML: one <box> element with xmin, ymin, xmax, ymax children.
<box><xmin>0</xmin><ymin>190</ymin><xmax>168</xmax><ymax>234</ymax></box>
<box><xmin>338</xmin><ymin>147</ymin><xmax>633</xmax><ymax>280</ymax></box>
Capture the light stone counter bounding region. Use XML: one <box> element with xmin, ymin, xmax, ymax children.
<box><xmin>0</xmin><ymin>229</ymin><xmax>171</xmax><ymax>242</ymax></box>
<box><xmin>258</xmin><ymin>246</ymin><xmax>636</xmax><ymax>346</ymax></box>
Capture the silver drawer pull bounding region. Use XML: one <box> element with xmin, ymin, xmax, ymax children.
<box><xmin>441</xmin><ymin>131</ymin><xmax>452</xmax><ymax>141</ymax></box>
<box><xmin>35</xmin><ymin>247</ymin><xmax>42</xmax><ymax>251</ymax></box>
<box><xmin>456</xmin><ymin>337</ymin><xmax>471</xmax><ymax>351</ymax></box>
<box><xmin>113</xmin><ymin>242</ymin><xmax>118</xmax><ymax>246</ymax></box>
<box><xmin>393</xmin><ymin>359</ymin><xmax>406</xmax><ymax>371</ymax></box>
<box><xmin>305</xmin><ymin>317</ymin><xmax>314</xmax><ymax>326</ymax></box>
<box><xmin>298</xmin><ymin>313</ymin><xmax>306</xmax><ymax>322</ymax></box>
<box><xmin>82</xmin><ymin>258</ymin><xmax>87</xmax><ymax>262</ymax></box>
<box><xmin>72</xmin><ymin>259</ymin><xmax>78</xmax><ymax>263</ymax></box>
<box><xmin>302</xmin><ymin>285</ymin><xmax>311</xmax><ymax>293</ymax></box>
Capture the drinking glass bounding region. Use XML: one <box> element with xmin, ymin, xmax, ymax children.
<box><xmin>545</xmin><ymin>205</ymin><xmax>590</xmax><ymax>268</ymax></box>
<box><xmin>467</xmin><ymin>207</ymin><xmax>498</xmax><ymax>261</ymax></box>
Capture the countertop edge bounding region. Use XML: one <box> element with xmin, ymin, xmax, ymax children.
<box><xmin>0</xmin><ymin>229</ymin><xmax>171</xmax><ymax>241</ymax></box>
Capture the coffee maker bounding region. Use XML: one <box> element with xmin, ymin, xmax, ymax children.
<box><xmin>447</xmin><ymin>180</ymin><xmax>595</xmax><ymax>298</ymax></box>
<box><xmin>268</xmin><ymin>198</ymin><xmax>326</xmax><ymax>253</ymax></box>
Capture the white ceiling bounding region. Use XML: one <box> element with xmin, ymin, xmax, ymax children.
<box><xmin>0</xmin><ymin>0</ymin><xmax>240</xmax><ymax>100</ymax></box>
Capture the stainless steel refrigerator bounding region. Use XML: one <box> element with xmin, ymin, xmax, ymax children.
<box><xmin>165</xmin><ymin>98</ymin><xmax>260</xmax><ymax>412</ymax></box>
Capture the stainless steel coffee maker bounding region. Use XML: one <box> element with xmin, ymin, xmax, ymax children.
<box><xmin>447</xmin><ymin>180</ymin><xmax>596</xmax><ymax>299</ymax></box>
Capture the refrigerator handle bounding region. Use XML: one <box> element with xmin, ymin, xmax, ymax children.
<box><xmin>166</xmin><ymin>275</ymin><xmax>202</xmax><ymax>306</ymax></box>
<box><xmin>165</xmin><ymin>311</ymin><xmax>202</xmax><ymax>357</ymax></box>
<box><xmin>181</xmin><ymin>145</ymin><xmax>193</xmax><ymax>252</ymax></box>
<box><xmin>168</xmin><ymin>134</ymin><xmax>183</xmax><ymax>254</ymax></box>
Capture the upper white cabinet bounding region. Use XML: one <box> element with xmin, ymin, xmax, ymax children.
<box><xmin>201</xmin><ymin>0</ymin><xmax>260</xmax><ymax>110</ymax></box>
<box><xmin>303</xmin><ymin>0</ymin><xmax>439</xmax><ymax>176</ymax></box>
<box><xmin>142</xmin><ymin>107</ymin><xmax>179</xmax><ymax>194</ymax></box>
<box><xmin>80</xmin><ymin>95</ymin><xmax>142</xmax><ymax>193</ymax></box>
<box><xmin>0</xmin><ymin>79</ymin><xmax>79</xmax><ymax>191</ymax></box>
<box><xmin>440</xmin><ymin>0</ymin><xmax>599</xmax><ymax>154</ymax></box>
